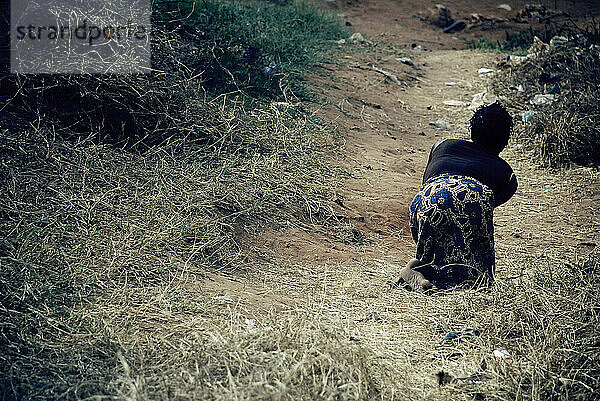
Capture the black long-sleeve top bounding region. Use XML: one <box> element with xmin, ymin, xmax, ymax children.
<box><xmin>422</xmin><ymin>139</ymin><xmax>517</xmax><ymax>207</ymax></box>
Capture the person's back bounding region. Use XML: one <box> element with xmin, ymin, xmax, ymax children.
<box><xmin>423</xmin><ymin>138</ymin><xmax>517</xmax><ymax>207</ymax></box>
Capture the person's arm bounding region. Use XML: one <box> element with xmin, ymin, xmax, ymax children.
<box><xmin>494</xmin><ymin>173</ymin><xmax>517</xmax><ymax>207</ymax></box>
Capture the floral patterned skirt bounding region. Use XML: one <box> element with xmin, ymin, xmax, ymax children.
<box><xmin>409</xmin><ymin>174</ymin><xmax>495</xmax><ymax>287</ymax></box>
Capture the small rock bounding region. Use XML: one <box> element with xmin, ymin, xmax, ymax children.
<box><xmin>521</xmin><ymin>110</ymin><xmax>537</xmax><ymax>123</ymax></box>
<box><xmin>443</xmin><ymin>20</ymin><xmax>466</xmax><ymax>33</ymax></box>
<box><xmin>444</xmin><ymin>81</ymin><xmax>462</xmax><ymax>86</ymax></box>
<box><xmin>469</xmin><ymin>90</ymin><xmax>497</xmax><ymax>110</ymax></box>
<box><xmin>373</xmin><ymin>66</ymin><xmax>402</xmax><ymax>86</ymax></box>
<box><xmin>264</xmin><ymin>61</ymin><xmax>277</xmax><ymax>75</ymax></box>
<box><xmin>429</xmin><ymin>119</ymin><xmax>451</xmax><ymax>130</ymax></box>
<box><xmin>468</xmin><ymin>13</ymin><xmax>484</xmax><ymax>24</ymax></box>
<box><xmin>396</xmin><ymin>57</ymin><xmax>415</xmax><ymax>66</ymax></box>
<box><xmin>550</xmin><ymin>35</ymin><xmax>569</xmax><ymax>47</ymax></box>
<box><xmin>349</xmin><ymin>32</ymin><xmax>366</xmax><ymax>43</ymax></box>
<box><xmin>530</xmin><ymin>93</ymin><xmax>556</xmax><ymax>106</ymax></box>
<box><xmin>478</xmin><ymin>68</ymin><xmax>495</xmax><ymax>74</ymax></box>
<box><xmin>443</xmin><ymin>99</ymin><xmax>468</xmax><ymax>107</ymax></box>
<box><xmin>212</xmin><ymin>293</ymin><xmax>235</xmax><ymax>304</ymax></box>
<box><xmin>493</xmin><ymin>348</ymin><xmax>513</xmax><ymax>363</ymax></box>
<box><xmin>497</xmin><ymin>4</ymin><xmax>512</xmax><ymax>11</ymax></box>
<box><xmin>336</xmin><ymin>38</ymin><xmax>346</xmax><ymax>45</ymax></box>
<box><xmin>427</xmin><ymin>4</ymin><xmax>454</xmax><ymax>28</ymax></box>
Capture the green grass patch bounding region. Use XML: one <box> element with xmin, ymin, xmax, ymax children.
<box><xmin>159</xmin><ymin>0</ymin><xmax>348</xmax><ymax>101</ymax></box>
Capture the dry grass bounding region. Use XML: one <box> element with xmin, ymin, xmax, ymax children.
<box><xmin>0</xmin><ymin>95</ymin><xmax>344</xmax><ymax>399</ymax></box>
<box><xmin>491</xmin><ymin>41</ymin><xmax>600</xmax><ymax>167</ymax></box>
<box><xmin>0</xmin><ymin>3</ymin><xmax>352</xmax><ymax>398</ymax></box>
<box><xmin>3</xmin><ymin>27</ymin><xmax>207</xmax><ymax>148</ymax></box>
<box><xmin>39</xmin><ymin>161</ymin><xmax>596</xmax><ymax>400</ymax></box>
<box><xmin>255</xmin><ymin>153</ymin><xmax>600</xmax><ymax>401</ymax></box>
<box><xmin>2</xmin><ymin>96</ymin><xmax>599</xmax><ymax>401</ymax></box>
<box><xmin>2</xmin><ymin>5</ymin><xmax>600</xmax><ymax>401</ymax></box>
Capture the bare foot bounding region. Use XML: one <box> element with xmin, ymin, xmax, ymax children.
<box><xmin>399</xmin><ymin>259</ymin><xmax>435</xmax><ymax>291</ymax></box>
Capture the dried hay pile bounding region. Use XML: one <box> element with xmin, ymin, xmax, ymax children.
<box><xmin>491</xmin><ymin>37</ymin><xmax>600</xmax><ymax>167</ymax></box>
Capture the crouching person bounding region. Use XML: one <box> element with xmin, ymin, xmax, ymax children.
<box><xmin>401</xmin><ymin>102</ymin><xmax>518</xmax><ymax>291</ymax></box>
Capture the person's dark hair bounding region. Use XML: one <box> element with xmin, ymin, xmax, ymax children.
<box><xmin>470</xmin><ymin>102</ymin><xmax>513</xmax><ymax>155</ymax></box>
